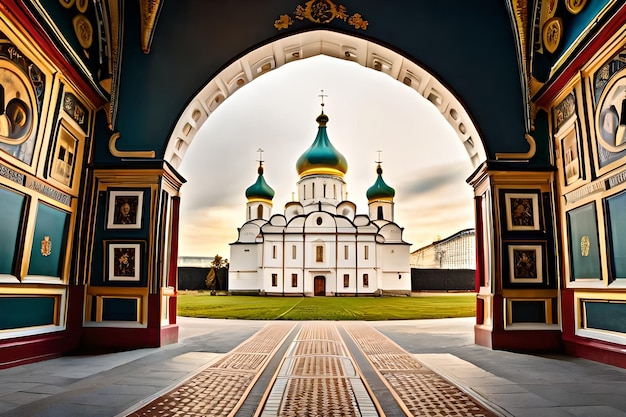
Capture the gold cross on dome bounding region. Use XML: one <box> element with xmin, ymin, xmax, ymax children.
<box><xmin>375</xmin><ymin>149</ymin><xmax>383</xmax><ymax>164</ymax></box>
<box><xmin>257</xmin><ymin>148</ymin><xmax>264</xmax><ymax>164</ymax></box>
<box><xmin>319</xmin><ymin>90</ymin><xmax>328</xmax><ymax>107</ymax></box>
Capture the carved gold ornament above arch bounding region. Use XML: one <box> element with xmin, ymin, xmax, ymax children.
<box><xmin>275</xmin><ymin>0</ymin><xmax>368</xmax><ymax>31</ymax></box>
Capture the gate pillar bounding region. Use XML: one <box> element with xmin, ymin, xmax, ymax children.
<box><xmin>469</xmin><ymin>162</ymin><xmax>562</xmax><ymax>352</ymax></box>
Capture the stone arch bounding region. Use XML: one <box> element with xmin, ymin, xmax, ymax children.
<box><xmin>164</xmin><ymin>30</ymin><xmax>487</xmax><ymax>170</ymax></box>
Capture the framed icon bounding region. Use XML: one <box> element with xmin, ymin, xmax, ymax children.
<box><xmin>506</xmin><ymin>243</ymin><xmax>544</xmax><ymax>284</ymax></box>
<box><xmin>106</xmin><ymin>242</ymin><xmax>141</xmax><ymax>281</ymax></box>
<box><xmin>107</xmin><ymin>190</ymin><xmax>143</xmax><ymax>229</ymax></box>
<box><xmin>503</xmin><ymin>191</ymin><xmax>541</xmax><ymax>232</ymax></box>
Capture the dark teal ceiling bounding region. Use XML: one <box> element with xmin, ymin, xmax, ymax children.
<box><xmin>38</xmin><ymin>1</ymin><xmax>532</xmax><ymax>164</ymax></box>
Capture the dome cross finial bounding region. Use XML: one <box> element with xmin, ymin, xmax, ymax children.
<box><xmin>319</xmin><ymin>89</ymin><xmax>328</xmax><ymax>112</ymax></box>
<box><xmin>257</xmin><ymin>148</ymin><xmax>264</xmax><ymax>165</ymax></box>
<box><xmin>375</xmin><ymin>149</ymin><xmax>383</xmax><ymax>165</ymax></box>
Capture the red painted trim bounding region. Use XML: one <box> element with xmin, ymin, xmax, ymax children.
<box><xmin>563</xmin><ymin>337</ymin><xmax>626</xmax><ymax>369</ymax></box>
<box><xmin>474</xmin><ymin>195</ymin><xmax>484</xmax><ymax>290</ymax></box>
<box><xmin>536</xmin><ymin>5</ymin><xmax>626</xmax><ymax>106</ymax></box>
<box><xmin>1</xmin><ymin>0</ymin><xmax>106</xmax><ymax>106</ymax></box>
<box><xmin>168</xmin><ymin>196</ymin><xmax>181</xmax><ymax>325</ymax></box>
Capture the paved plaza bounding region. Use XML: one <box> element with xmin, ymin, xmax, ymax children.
<box><xmin>1</xmin><ymin>317</ymin><xmax>625</xmax><ymax>416</ymax></box>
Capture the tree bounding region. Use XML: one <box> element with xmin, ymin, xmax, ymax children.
<box><xmin>206</xmin><ymin>254</ymin><xmax>229</xmax><ymax>292</ymax></box>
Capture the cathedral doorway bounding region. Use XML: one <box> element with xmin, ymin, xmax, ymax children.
<box><xmin>314</xmin><ymin>276</ymin><xmax>326</xmax><ymax>296</ymax></box>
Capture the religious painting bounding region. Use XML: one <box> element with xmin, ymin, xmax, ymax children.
<box><xmin>567</xmin><ymin>203</ymin><xmax>601</xmax><ymax>281</ymax></box>
<box><xmin>503</xmin><ymin>191</ymin><xmax>541</xmax><ymax>232</ymax></box>
<box><xmin>506</xmin><ymin>243</ymin><xmax>544</xmax><ymax>284</ymax></box>
<box><xmin>605</xmin><ymin>191</ymin><xmax>626</xmax><ymax>281</ymax></box>
<box><xmin>107</xmin><ymin>190</ymin><xmax>143</xmax><ymax>229</ymax></box>
<box><xmin>107</xmin><ymin>242</ymin><xmax>141</xmax><ymax>281</ymax></box>
<box><xmin>591</xmin><ymin>58</ymin><xmax>626</xmax><ymax>174</ymax></box>
<box><xmin>561</xmin><ymin>124</ymin><xmax>582</xmax><ymax>186</ymax></box>
<box><xmin>49</xmin><ymin>123</ymin><xmax>78</xmax><ymax>187</ymax></box>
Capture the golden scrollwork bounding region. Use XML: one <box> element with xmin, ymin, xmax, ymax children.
<box><xmin>275</xmin><ymin>0</ymin><xmax>368</xmax><ymax>31</ymax></box>
<box><xmin>274</xmin><ymin>14</ymin><xmax>293</xmax><ymax>30</ymax></box>
<box><xmin>109</xmin><ymin>132</ymin><xmax>156</xmax><ymax>159</ymax></box>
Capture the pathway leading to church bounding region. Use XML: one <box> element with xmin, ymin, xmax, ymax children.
<box><xmin>125</xmin><ymin>322</ymin><xmax>500</xmax><ymax>416</ymax></box>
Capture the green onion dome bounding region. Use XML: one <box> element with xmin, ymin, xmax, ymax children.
<box><xmin>245</xmin><ymin>164</ymin><xmax>275</xmax><ymax>202</ymax></box>
<box><xmin>366</xmin><ymin>164</ymin><xmax>395</xmax><ymax>201</ymax></box>
<box><xmin>296</xmin><ymin>112</ymin><xmax>348</xmax><ymax>178</ymax></box>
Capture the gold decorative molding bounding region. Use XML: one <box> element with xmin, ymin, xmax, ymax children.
<box><xmin>275</xmin><ymin>0</ymin><xmax>368</xmax><ymax>30</ymax></box>
<box><xmin>495</xmin><ymin>133</ymin><xmax>537</xmax><ymax>160</ymax></box>
<box><xmin>109</xmin><ymin>132</ymin><xmax>156</xmax><ymax>158</ymax></box>
<box><xmin>138</xmin><ymin>0</ymin><xmax>162</xmax><ymax>54</ymax></box>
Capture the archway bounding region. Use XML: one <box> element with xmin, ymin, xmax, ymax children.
<box><xmin>164</xmin><ymin>30</ymin><xmax>487</xmax><ymax>171</ymax></box>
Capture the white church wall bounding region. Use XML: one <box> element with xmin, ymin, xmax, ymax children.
<box><xmin>229</xmin><ymin>271</ymin><xmax>261</xmax><ymax>291</ymax></box>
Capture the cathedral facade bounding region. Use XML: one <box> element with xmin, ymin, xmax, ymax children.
<box><xmin>229</xmin><ymin>110</ymin><xmax>411</xmax><ymax>296</ymax></box>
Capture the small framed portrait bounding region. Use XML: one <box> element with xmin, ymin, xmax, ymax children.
<box><xmin>107</xmin><ymin>190</ymin><xmax>143</xmax><ymax>229</ymax></box>
<box><xmin>506</xmin><ymin>243</ymin><xmax>544</xmax><ymax>284</ymax></box>
<box><xmin>503</xmin><ymin>191</ymin><xmax>541</xmax><ymax>232</ymax></box>
<box><xmin>107</xmin><ymin>242</ymin><xmax>141</xmax><ymax>281</ymax></box>
<box><xmin>560</xmin><ymin>122</ymin><xmax>583</xmax><ymax>186</ymax></box>
<box><xmin>49</xmin><ymin>122</ymin><xmax>79</xmax><ymax>187</ymax></box>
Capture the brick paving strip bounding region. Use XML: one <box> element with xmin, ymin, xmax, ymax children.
<box><xmin>257</xmin><ymin>322</ymin><xmax>380</xmax><ymax>417</ymax></box>
<box><xmin>343</xmin><ymin>323</ymin><xmax>502</xmax><ymax>417</ymax></box>
<box><xmin>124</xmin><ymin>322</ymin><xmax>296</xmax><ymax>417</ymax></box>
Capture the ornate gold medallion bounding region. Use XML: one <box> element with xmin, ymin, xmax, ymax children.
<box><xmin>542</xmin><ymin>17</ymin><xmax>562</xmax><ymax>54</ymax></box>
<box><xmin>566</xmin><ymin>0</ymin><xmax>587</xmax><ymax>15</ymax></box>
<box><xmin>72</xmin><ymin>14</ymin><xmax>93</xmax><ymax>49</ymax></box>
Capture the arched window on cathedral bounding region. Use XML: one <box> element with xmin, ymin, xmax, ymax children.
<box><xmin>323</xmin><ymin>183</ymin><xmax>326</xmax><ymax>197</ymax></box>
<box><xmin>257</xmin><ymin>204</ymin><xmax>263</xmax><ymax>219</ymax></box>
<box><xmin>333</xmin><ymin>184</ymin><xmax>336</xmax><ymax>198</ymax></box>
<box><xmin>312</xmin><ymin>183</ymin><xmax>315</xmax><ymax>198</ymax></box>
<box><xmin>377</xmin><ymin>206</ymin><xmax>384</xmax><ymax>220</ymax></box>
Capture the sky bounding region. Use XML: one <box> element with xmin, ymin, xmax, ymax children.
<box><xmin>177</xmin><ymin>55</ymin><xmax>477</xmax><ymax>259</ymax></box>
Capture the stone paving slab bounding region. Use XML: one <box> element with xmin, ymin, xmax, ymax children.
<box><xmin>344</xmin><ymin>323</ymin><xmax>503</xmax><ymax>417</ymax></box>
<box><xmin>123</xmin><ymin>322</ymin><xmax>296</xmax><ymax>417</ymax></box>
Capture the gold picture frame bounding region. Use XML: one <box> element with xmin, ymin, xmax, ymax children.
<box><xmin>106</xmin><ymin>242</ymin><xmax>141</xmax><ymax>282</ymax></box>
<box><xmin>106</xmin><ymin>190</ymin><xmax>143</xmax><ymax>229</ymax></box>
<box><xmin>503</xmin><ymin>191</ymin><xmax>541</xmax><ymax>232</ymax></box>
<box><xmin>506</xmin><ymin>243</ymin><xmax>545</xmax><ymax>284</ymax></box>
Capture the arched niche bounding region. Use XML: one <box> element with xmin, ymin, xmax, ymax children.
<box><xmin>164</xmin><ymin>30</ymin><xmax>487</xmax><ymax>170</ymax></box>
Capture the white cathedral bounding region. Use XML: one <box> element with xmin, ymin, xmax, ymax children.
<box><xmin>228</xmin><ymin>107</ymin><xmax>411</xmax><ymax>296</ymax></box>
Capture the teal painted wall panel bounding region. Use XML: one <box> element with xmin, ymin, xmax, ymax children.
<box><xmin>0</xmin><ymin>187</ymin><xmax>25</xmax><ymax>275</ymax></box>
<box><xmin>0</xmin><ymin>297</ymin><xmax>56</xmax><ymax>330</ymax></box>
<box><xmin>585</xmin><ymin>301</ymin><xmax>626</xmax><ymax>334</ymax></box>
<box><xmin>567</xmin><ymin>203</ymin><xmax>601</xmax><ymax>280</ymax></box>
<box><xmin>511</xmin><ymin>300</ymin><xmax>546</xmax><ymax>324</ymax></box>
<box><xmin>102</xmin><ymin>298</ymin><xmax>138</xmax><ymax>321</ymax></box>
<box><xmin>28</xmin><ymin>203</ymin><xmax>69</xmax><ymax>277</ymax></box>
<box><xmin>606</xmin><ymin>191</ymin><xmax>626</xmax><ymax>279</ymax></box>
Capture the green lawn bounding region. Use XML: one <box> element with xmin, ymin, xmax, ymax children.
<box><xmin>177</xmin><ymin>292</ymin><xmax>476</xmax><ymax>320</ymax></box>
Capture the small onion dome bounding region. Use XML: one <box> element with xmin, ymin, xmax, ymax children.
<box><xmin>296</xmin><ymin>112</ymin><xmax>348</xmax><ymax>178</ymax></box>
<box><xmin>366</xmin><ymin>164</ymin><xmax>395</xmax><ymax>201</ymax></box>
<box><xmin>245</xmin><ymin>164</ymin><xmax>275</xmax><ymax>202</ymax></box>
